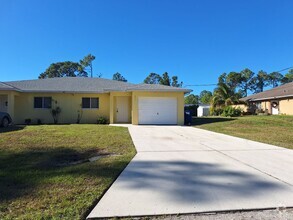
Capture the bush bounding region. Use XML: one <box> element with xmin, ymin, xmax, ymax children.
<box><xmin>97</xmin><ymin>116</ymin><xmax>108</xmax><ymax>124</ymax></box>
<box><xmin>24</xmin><ymin>119</ymin><xmax>31</xmax><ymax>125</ymax></box>
<box><xmin>221</xmin><ymin>106</ymin><xmax>242</xmax><ymax>117</ymax></box>
<box><xmin>211</xmin><ymin>107</ymin><xmax>223</xmax><ymax>116</ymax></box>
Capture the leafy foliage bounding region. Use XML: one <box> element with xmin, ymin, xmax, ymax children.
<box><xmin>239</xmin><ymin>68</ymin><xmax>254</xmax><ymax>97</ymax></box>
<box><xmin>97</xmin><ymin>116</ymin><xmax>109</xmax><ymax>124</ymax></box>
<box><xmin>210</xmin><ymin>82</ymin><xmax>240</xmax><ymax>115</ymax></box>
<box><xmin>282</xmin><ymin>70</ymin><xmax>293</xmax><ymax>84</ymax></box>
<box><xmin>249</xmin><ymin>70</ymin><xmax>269</xmax><ymax>93</ymax></box>
<box><xmin>39</xmin><ymin>54</ymin><xmax>95</xmax><ymax>79</ymax></box>
<box><xmin>112</xmin><ymin>72</ymin><xmax>127</xmax><ymax>82</ymax></box>
<box><xmin>80</xmin><ymin>54</ymin><xmax>95</xmax><ymax>77</ymax></box>
<box><xmin>51</xmin><ymin>107</ymin><xmax>61</xmax><ymax>124</ymax></box>
<box><xmin>268</xmin><ymin>71</ymin><xmax>284</xmax><ymax>87</ymax></box>
<box><xmin>143</xmin><ymin>73</ymin><xmax>162</xmax><ymax>84</ymax></box>
<box><xmin>221</xmin><ymin>106</ymin><xmax>242</xmax><ymax>117</ymax></box>
<box><xmin>184</xmin><ymin>94</ymin><xmax>199</xmax><ymax>105</ymax></box>
<box><xmin>199</xmin><ymin>90</ymin><xmax>212</xmax><ymax>104</ymax></box>
<box><xmin>143</xmin><ymin>72</ymin><xmax>182</xmax><ymax>87</ymax></box>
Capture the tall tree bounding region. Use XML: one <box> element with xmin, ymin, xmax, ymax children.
<box><xmin>39</xmin><ymin>54</ymin><xmax>95</xmax><ymax>79</ymax></box>
<box><xmin>112</xmin><ymin>72</ymin><xmax>127</xmax><ymax>82</ymax></box>
<box><xmin>226</xmin><ymin>72</ymin><xmax>242</xmax><ymax>90</ymax></box>
<box><xmin>143</xmin><ymin>73</ymin><xmax>162</xmax><ymax>84</ymax></box>
<box><xmin>143</xmin><ymin>72</ymin><xmax>183</xmax><ymax>87</ymax></box>
<box><xmin>39</xmin><ymin>61</ymin><xmax>87</xmax><ymax>79</ymax></box>
<box><xmin>160</xmin><ymin>72</ymin><xmax>171</xmax><ymax>86</ymax></box>
<box><xmin>184</xmin><ymin>94</ymin><xmax>199</xmax><ymax>105</ymax></box>
<box><xmin>239</xmin><ymin>68</ymin><xmax>254</xmax><ymax>97</ymax></box>
<box><xmin>171</xmin><ymin>76</ymin><xmax>183</xmax><ymax>87</ymax></box>
<box><xmin>268</xmin><ymin>72</ymin><xmax>283</xmax><ymax>87</ymax></box>
<box><xmin>199</xmin><ymin>90</ymin><xmax>213</xmax><ymax>104</ymax></box>
<box><xmin>249</xmin><ymin>70</ymin><xmax>269</xmax><ymax>93</ymax></box>
<box><xmin>281</xmin><ymin>69</ymin><xmax>293</xmax><ymax>84</ymax></box>
<box><xmin>80</xmin><ymin>54</ymin><xmax>95</xmax><ymax>78</ymax></box>
<box><xmin>218</xmin><ymin>73</ymin><xmax>227</xmax><ymax>84</ymax></box>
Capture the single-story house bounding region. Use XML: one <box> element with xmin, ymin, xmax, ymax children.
<box><xmin>197</xmin><ymin>104</ymin><xmax>210</xmax><ymax>117</ymax></box>
<box><xmin>0</xmin><ymin>77</ymin><xmax>192</xmax><ymax>125</ymax></box>
<box><xmin>240</xmin><ymin>81</ymin><xmax>293</xmax><ymax>115</ymax></box>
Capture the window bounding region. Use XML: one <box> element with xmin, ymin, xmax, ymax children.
<box><xmin>82</xmin><ymin>98</ymin><xmax>99</xmax><ymax>109</ymax></box>
<box><xmin>34</xmin><ymin>97</ymin><xmax>52</xmax><ymax>109</ymax></box>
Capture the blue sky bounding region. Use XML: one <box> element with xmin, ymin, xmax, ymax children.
<box><xmin>0</xmin><ymin>0</ymin><xmax>293</xmax><ymax>94</ymax></box>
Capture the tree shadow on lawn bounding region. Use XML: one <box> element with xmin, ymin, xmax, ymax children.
<box><xmin>1</xmin><ymin>147</ymin><xmax>289</xmax><ymax>216</ymax></box>
<box><xmin>192</xmin><ymin>117</ymin><xmax>236</xmax><ymax>126</ymax></box>
<box><xmin>0</xmin><ymin>125</ymin><xmax>25</xmax><ymax>133</ymax></box>
<box><xmin>0</xmin><ymin>147</ymin><xmax>127</xmax><ymax>203</ymax></box>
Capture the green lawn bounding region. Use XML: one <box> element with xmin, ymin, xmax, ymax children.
<box><xmin>193</xmin><ymin>115</ymin><xmax>293</xmax><ymax>149</ymax></box>
<box><xmin>0</xmin><ymin>125</ymin><xmax>136</xmax><ymax>220</ymax></box>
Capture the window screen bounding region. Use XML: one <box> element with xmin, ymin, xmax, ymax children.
<box><xmin>82</xmin><ymin>98</ymin><xmax>99</xmax><ymax>109</ymax></box>
<box><xmin>34</xmin><ymin>97</ymin><xmax>43</xmax><ymax>108</ymax></box>
<box><xmin>43</xmin><ymin>97</ymin><xmax>52</xmax><ymax>108</ymax></box>
<box><xmin>34</xmin><ymin>97</ymin><xmax>52</xmax><ymax>108</ymax></box>
<box><xmin>82</xmin><ymin>98</ymin><xmax>91</xmax><ymax>108</ymax></box>
<box><xmin>91</xmin><ymin>98</ymin><xmax>99</xmax><ymax>108</ymax></box>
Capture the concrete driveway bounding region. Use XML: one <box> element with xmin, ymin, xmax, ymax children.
<box><xmin>88</xmin><ymin>126</ymin><xmax>293</xmax><ymax>218</ymax></box>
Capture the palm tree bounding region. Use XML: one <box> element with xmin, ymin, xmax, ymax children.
<box><xmin>211</xmin><ymin>82</ymin><xmax>239</xmax><ymax>114</ymax></box>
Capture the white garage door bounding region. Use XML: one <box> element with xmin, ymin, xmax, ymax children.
<box><xmin>138</xmin><ymin>97</ymin><xmax>177</xmax><ymax>125</ymax></box>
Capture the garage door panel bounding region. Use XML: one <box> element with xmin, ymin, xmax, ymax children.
<box><xmin>138</xmin><ymin>97</ymin><xmax>177</xmax><ymax>125</ymax></box>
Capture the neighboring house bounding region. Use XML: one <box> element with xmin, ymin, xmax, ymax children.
<box><xmin>0</xmin><ymin>77</ymin><xmax>191</xmax><ymax>125</ymax></box>
<box><xmin>197</xmin><ymin>104</ymin><xmax>210</xmax><ymax>117</ymax></box>
<box><xmin>240</xmin><ymin>82</ymin><xmax>293</xmax><ymax>115</ymax></box>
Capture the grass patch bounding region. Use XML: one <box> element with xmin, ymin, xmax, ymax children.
<box><xmin>0</xmin><ymin>124</ymin><xmax>136</xmax><ymax>219</ymax></box>
<box><xmin>193</xmin><ymin>115</ymin><xmax>293</xmax><ymax>149</ymax></box>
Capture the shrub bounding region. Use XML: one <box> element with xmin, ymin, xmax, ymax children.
<box><xmin>210</xmin><ymin>107</ymin><xmax>223</xmax><ymax>116</ymax></box>
<box><xmin>37</xmin><ymin>119</ymin><xmax>42</xmax><ymax>125</ymax></box>
<box><xmin>97</xmin><ymin>116</ymin><xmax>108</xmax><ymax>124</ymax></box>
<box><xmin>51</xmin><ymin>107</ymin><xmax>61</xmax><ymax>124</ymax></box>
<box><xmin>24</xmin><ymin>119</ymin><xmax>31</xmax><ymax>125</ymax></box>
<box><xmin>221</xmin><ymin>106</ymin><xmax>241</xmax><ymax>117</ymax></box>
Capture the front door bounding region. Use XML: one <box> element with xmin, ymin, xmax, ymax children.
<box><xmin>271</xmin><ymin>101</ymin><xmax>279</xmax><ymax>115</ymax></box>
<box><xmin>116</xmin><ymin>96</ymin><xmax>130</xmax><ymax>123</ymax></box>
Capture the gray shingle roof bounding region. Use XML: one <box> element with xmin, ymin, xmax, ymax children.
<box><xmin>0</xmin><ymin>82</ymin><xmax>16</xmax><ymax>90</ymax></box>
<box><xmin>126</xmin><ymin>83</ymin><xmax>191</xmax><ymax>92</ymax></box>
<box><xmin>1</xmin><ymin>77</ymin><xmax>192</xmax><ymax>93</ymax></box>
<box><xmin>240</xmin><ymin>82</ymin><xmax>293</xmax><ymax>102</ymax></box>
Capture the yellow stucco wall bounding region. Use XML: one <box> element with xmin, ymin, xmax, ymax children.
<box><xmin>2</xmin><ymin>90</ymin><xmax>186</xmax><ymax>125</ymax></box>
<box><xmin>279</xmin><ymin>99</ymin><xmax>293</xmax><ymax>115</ymax></box>
<box><xmin>14</xmin><ymin>93</ymin><xmax>110</xmax><ymax>124</ymax></box>
<box><xmin>261</xmin><ymin>101</ymin><xmax>271</xmax><ymax>114</ymax></box>
<box><xmin>131</xmin><ymin>91</ymin><xmax>185</xmax><ymax>125</ymax></box>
